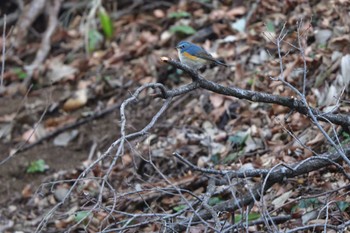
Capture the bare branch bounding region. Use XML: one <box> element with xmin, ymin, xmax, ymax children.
<box><xmin>173</xmin><ymin>152</ymin><xmax>269</xmax><ymax>177</ymax></box>
<box><xmin>162</xmin><ymin>58</ymin><xmax>350</xmax><ymax>129</ymax></box>
<box><xmin>168</xmin><ymin>146</ymin><xmax>350</xmax><ymax>232</ymax></box>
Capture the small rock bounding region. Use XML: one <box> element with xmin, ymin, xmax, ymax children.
<box><xmin>315</xmin><ymin>29</ymin><xmax>332</xmax><ymax>45</ymax></box>
<box><xmin>54</xmin><ymin>187</ymin><xmax>69</xmax><ymax>202</ymax></box>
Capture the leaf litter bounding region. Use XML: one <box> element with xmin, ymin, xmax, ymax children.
<box><xmin>0</xmin><ymin>0</ymin><xmax>350</xmax><ymax>232</ymax></box>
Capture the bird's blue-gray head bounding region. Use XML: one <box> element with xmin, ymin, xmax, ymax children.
<box><xmin>176</xmin><ymin>41</ymin><xmax>192</xmax><ymax>52</ymax></box>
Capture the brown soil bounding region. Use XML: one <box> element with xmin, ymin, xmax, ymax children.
<box><xmin>0</xmin><ymin>95</ymin><xmax>122</xmax><ymax>203</ymax></box>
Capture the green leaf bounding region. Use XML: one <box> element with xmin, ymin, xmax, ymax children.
<box><xmin>168</xmin><ymin>11</ymin><xmax>191</xmax><ymax>19</ymax></box>
<box><xmin>247</xmin><ymin>212</ymin><xmax>261</xmax><ymax>221</ymax></box>
<box><xmin>170</xmin><ymin>25</ymin><xmax>196</xmax><ymax>35</ymax></box>
<box><xmin>342</xmin><ymin>132</ymin><xmax>350</xmax><ymax>139</ymax></box>
<box><xmin>234</xmin><ymin>212</ymin><xmax>261</xmax><ymax>223</ymax></box>
<box><xmin>175</xmin><ymin>68</ymin><xmax>184</xmax><ymax>77</ymax></box>
<box><xmin>74</xmin><ymin>211</ymin><xmax>90</xmax><ymax>223</ymax></box>
<box><xmin>298</xmin><ymin>198</ymin><xmax>320</xmax><ymax>209</ymax></box>
<box><xmin>173</xmin><ymin>204</ymin><xmax>187</xmax><ymax>212</ymax></box>
<box><xmin>246</xmin><ymin>78</ymin><xmax>254</xmax><ymax>86</ymax></box>
<box><xmin>337</xmin><ymin>201</ymin><xmax>350</xmax><ymax>211</ymax></box>
<box><xmin>98</xmin><ymin>7</ymin><xmax>114</xmax><ymax>39</ymax></box>
<box><xmin>208</xmin><ymin>197</ymin><xmax>222</xmax><ymax>206</ymax></box>
<box><xmin>26</xmin><ymin>159</ymin><xmax>47</xmax><ymax>173</ymax></box>
<box><xmin>222</xmin><ymin>151</ymin><xmax>243</xmax><ymax>164</ymax></box>
<box><xmin>210</xmin><ymin>153</ymin><xmax>220</xmax><ymax>165</ymax></box>
<box><xmin>228</xmin><ymin>132</ymin><xmax>248</xmax><ymax>146</ymax></box>
<box><xmin>341</xmin><ymin>132</ymin><xmax>350</xmax><ymax>145</ymax></box>
<box><xmin>88</xmin><ymin>29</ymin><xmax>103</xmax><ymax>52</ymax></box>
<box><xmin>266</xmin><ymin>21</ymin><xmax>275</xmax><ymax>32</ymax></box>
<box><xmin>12</xmin><ymin>67</ymin><xmax>28</xmax><ymax>80</ymax></box>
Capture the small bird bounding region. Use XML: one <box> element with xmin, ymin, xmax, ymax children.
<box><xmin>175</xmin><ymin>41</ymin><xmax>227</xmax><ymax>70</ymax></box>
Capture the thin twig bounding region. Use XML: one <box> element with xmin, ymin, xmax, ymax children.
<box><xmin>173</xmin><ymin>152</ymin><xmax>269</xmax><ymax>177</ymax></box>
<box><xmin>1</xmin><ymin>14</ymin><xmax>6</xmax><ymax>88</ymax></box>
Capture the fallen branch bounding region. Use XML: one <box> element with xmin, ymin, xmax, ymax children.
<box><xmin>24</xmin><ymin>0</ymin><xmax>62</xmax><ymax>87</ymax></box>
<box><xmin>11</xmin><ymin>101</ymin><xmax>122</xmax><ymax>155</ymax></box>
<box><xmin>168</xmin><ymin>147</ymin><xmax>350</xmax><ymax>232</ymax></box>
<box><xmin>11</xmin><ymin>0</ymin><xmax>46</xmax><ymax>48</ymax></box>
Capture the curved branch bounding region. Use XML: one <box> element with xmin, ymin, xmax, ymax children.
<box><xmin>168</xmin><ymin>147</ymin><xmax>350</xmax><ymax>232</ymax></box>
<box><xmin>161</xmin><ymin>58</ymin><xmax>350</xmax><ymax>129</ymax></box>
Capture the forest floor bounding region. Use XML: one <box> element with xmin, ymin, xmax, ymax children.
<box><xmin>0</xmin><ymin>0</ymin><xmax>350</xmax><ymax>232</ymax></box>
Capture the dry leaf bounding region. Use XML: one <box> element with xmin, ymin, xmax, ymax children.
<box><xmin>47</xmin><ymin>58</ymin><xmax>78</xmax><ymax>83</ymax></box>
<box><xmin>63</xmin><ymin>89</ymin><xmax>88</xmax><ymax>111</ymax></box>
<box><xmin>272</xmin><ymin>190</ymin><xmax>293</xmax><ymax>209</ymax></box>
<box><xmin>209</xmin><ymin>93</ymin><xmax>224</xmax><ymax>108</ymax></box>
<box><xmin>53</xmin><ymin>130</ymin><xmax>79</xmax><ymax>147</ymax></box>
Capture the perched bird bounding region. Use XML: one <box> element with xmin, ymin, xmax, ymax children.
<box><xmin>175</xmin><ymin>41</ymin><xmax>227</xmax><ymax>70</ymax></box>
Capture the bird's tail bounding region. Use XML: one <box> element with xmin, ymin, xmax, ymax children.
<box><xmin>214</xmin><ymin>60</ymin><xmax>228</xmax><ymax>67</ymax></box>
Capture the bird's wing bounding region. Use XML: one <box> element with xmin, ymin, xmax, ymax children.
<box><xmin>194</xmin><ymin>50</ymin><xmax>215</xmax><ymax>61</ymax></box>
<box><xmin>193</xmin><ymin>49</ymin><xmax>227</xmax><ymax>67</ymax></box>
<box><xmin>185</xmin><ymin>45</ymin><xmax>227</xmax><ymax>67</ymax></box>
